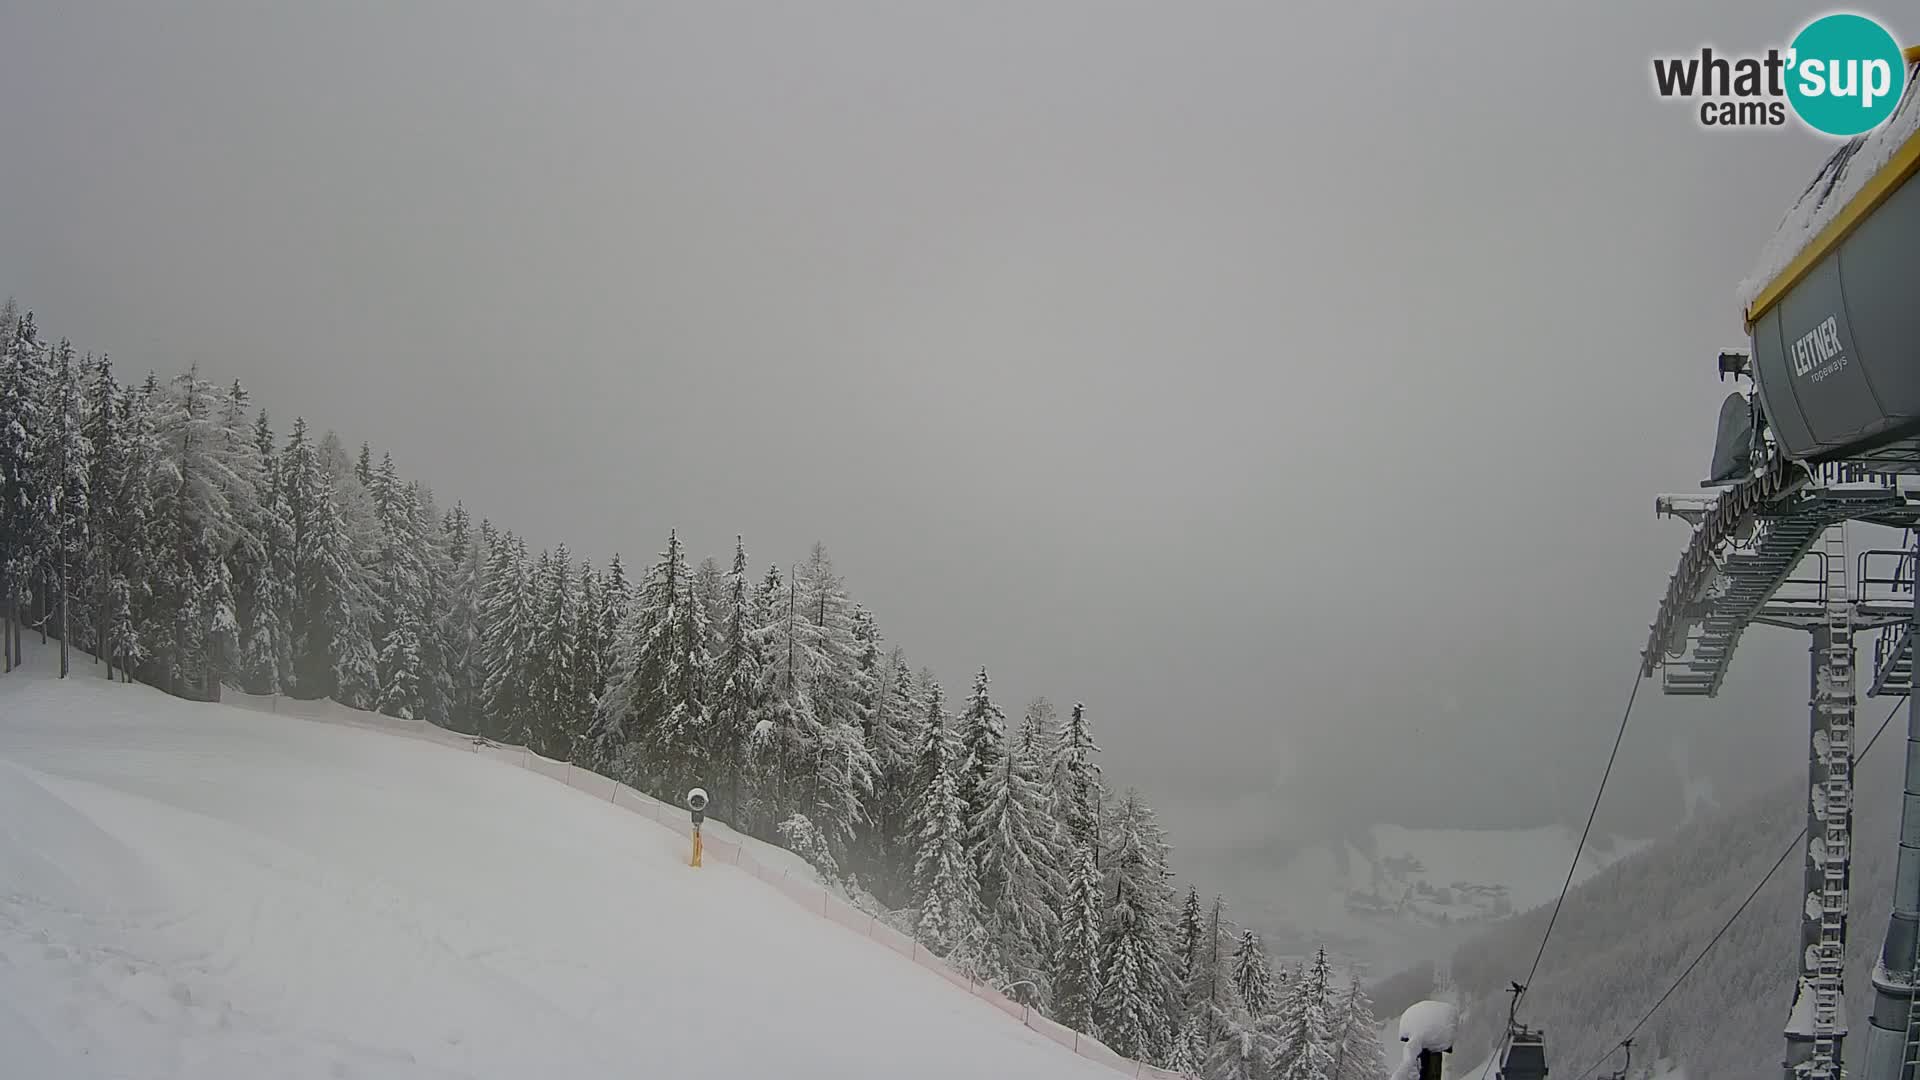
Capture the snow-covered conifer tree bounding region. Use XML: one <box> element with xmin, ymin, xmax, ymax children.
<box><xmin>438</xmin><ymin>504</ymin><xmax>485</xmax><ymax>732</ymax></box>
<box><xmin>1018</xmin><ymin>697</ymin><xmax>1058</xmax><ymax>766</ymax></box>
<box><xmin>1327</xmin><ymin>973</ymin><xmax>1386</xmax><ymax>1080</ymax></box>
<box><xmin>1095</xmin><ymin>790</ymin><xmax>1178</xmax><ymax>1063</ymax></box>
<box><xmin>1048</xmin><ymin>701</ymin><xmax>1104</xmax><ymax>856</ymax></box>
<box><xmin>526</xmin><ymin>543</ymin><xmax>579</xmax><ymax>755</ymax></box>
<box><xmin>237</xmin><ymin>410</ymin><xmax>293</xmax><ymax>693</ymax></box>
<box><xmin>975</xmin><ymin>723</ymin><xmax>1063</xmax><ymax>1008</ymax></box>
<box><xmin>1262</xmin><ymin>947</ymin><xmax>1336</xmax><ymax>1080</ymax></box>
<box><xmin>566</xmin><ymin>559</ymin><xmax>603</xmax><ymax>758</ymax></box>
<box><xmin>1202</xmin><ymin>1014</ymin><xmax>1279</xmax><ymax>1080</ymax></box>
<box><xmin>1054</xmin><ymin>839</ymin><xmax>1104</xmax><ymax>1034</ymax></box>
<box><xmin>861</xmin><ymin>646</ymin><xmax>922</xmax><ymax>899</ymax></box>
<box><xmin>0</xmin><ymin>311</ymin><xmax>47</xmax><ymax>671</ymax></box>
<box><xmin>597</xmin><ymin>531</ymin><xmax>709</xmax><ymax>790</ymax></box>
<box><xmin>370</xmin><ymin>454</ymin><xmax>429</xmax><ymax>719</ymax></box>
<box><xmin>1177</xmin><ymin>887</ymin><xmax>1205</xmax><ymax>988</ymax></box>
<box><xmin>1095</xmin><ymin>870</ymin><xmax>1169</xmax><ymax>1061</ymax></box>
<box><xmin>38</xmin><ymin>343</ymin><xmax>91</xmax><ymax>677</ymax></box>
<box><xmin>480</xmin><ymin>532</ymin><xmax>535</xmax><ymax>742</ymax></box>
<box><xmin>956</xmin><ymin>667</ymin><xmax>1006</xmax><ymax>820</ymax></box>
<box><xmin>705</xmin><ymin>537</ymin><xmax>762</xmax><ymax>818</ymax></box>
<box><xmin>1231</xmin><ymin>930</ymin><xmax>1277</xmax><ymax>1017</ymax></box>
<box><xmin>909</xmin><ymin>683</ymin><xmax>986</xmax><ymax>966</ymax></box>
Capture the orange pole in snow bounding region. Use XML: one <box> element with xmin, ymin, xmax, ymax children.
<box><xmin>691</xmin><ymin>825</ymin><xmax>703</xmax><ymax>867</ymax></box>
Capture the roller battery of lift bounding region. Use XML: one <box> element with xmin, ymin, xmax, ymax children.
<box><xmin>1638</xmin><ymin>49</ymin><xmax>1920</xmax><ymax>1080</ymax></box>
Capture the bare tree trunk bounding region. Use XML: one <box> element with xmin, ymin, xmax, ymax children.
<box><xmin>205</xmin><ymin>629</ymin><xmax>222</xmax><ymax>702</ymax></box>
<box><xmin>58</xmin><ymin>563</ymin><xmax>69</xmax><ymax>679</ymax></box>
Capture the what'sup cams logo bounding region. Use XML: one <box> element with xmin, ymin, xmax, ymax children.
<box><xmin>1652</xmin><ymin>12</ymin><xmax>1907</xmax><ymax>135</ymax></box>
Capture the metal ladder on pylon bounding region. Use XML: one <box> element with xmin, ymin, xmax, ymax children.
<box><xmin>1903</xmin><ymin>925</ymin><xmax>1920</xmax><ymax>1076</ymax></box>
<box><xmin>1811</xmin><ymin>527</ymin><xmax>1855</xmax><ymax>1078</ymax></box>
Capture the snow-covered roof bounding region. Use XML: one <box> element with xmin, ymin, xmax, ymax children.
<box><xmin>1738</xmin><ymin>56</ymin><xmax>1920</xmax><ymax>321</ymax></box>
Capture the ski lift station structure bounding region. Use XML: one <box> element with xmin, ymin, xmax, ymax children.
<box><xmin>1643</xmin><ymin>52</ymin><xmax>1920</xmax><ymax>1080</ymax></box>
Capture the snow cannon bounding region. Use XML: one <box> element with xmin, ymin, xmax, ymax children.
<box><xmin>1391</xmin><ymin>1000</ymin><xmax>1455</xmax><ymax>1080</ymax></box>
<box><xmin>685</xmin><ymin>788</ymin><xmax>708</xmax><ymax>868</ymax></box>
<box><xmin>1735</xmin><ymin>68</ymin><xmax>1920</xmax><ymax>469</ymax></box>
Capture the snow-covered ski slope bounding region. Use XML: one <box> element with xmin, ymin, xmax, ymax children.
<box><xmin>0</xmin><ymin>647</ymin><xmax>1139</xmax><ymax>1080</ymax></box>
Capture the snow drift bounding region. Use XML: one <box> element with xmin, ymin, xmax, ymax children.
<box><xmin>0</xmin><ymin>647</ymin><xmax>1156</xmax><ymax>1080</ymax></box>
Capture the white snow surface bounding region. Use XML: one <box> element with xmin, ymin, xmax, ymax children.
<box><xmin>0</xmin><ymin>654</ymin><xmax>1116</xmax><ymax>1080</ymax></box>
<box><xmin>1737</xmin><ymin>67</ymin><xmax>1920</xmax><ymax>310</ymax></box>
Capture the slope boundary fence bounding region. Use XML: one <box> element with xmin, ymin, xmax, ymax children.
<box><xmin>221</xmin><ymin>690</ymin><xmax>1188</xmax><ymax>1080</ymax></box>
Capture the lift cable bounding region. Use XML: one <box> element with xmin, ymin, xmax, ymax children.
<box><xmin>1524</xmin><ymin>668</ymin><xmax>1647</xmax><ymax>998</ymax></box>
<box><xmin>1566</xmin><ymin>694</ymin><xmax>1906</xmax><ymax>1080</ymax></box>
<box><xmin>1477</xmin><ymin>668</ymin><xmax>1649</xmax><ymax>1080</ymax></box>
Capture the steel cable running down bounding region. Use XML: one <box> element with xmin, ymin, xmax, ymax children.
<box><xmin>1479</xmin><ymin>666</ymin><xmax>1649</xmax><ymax>1080</ymax></box>
<box><xmin>1565</xmin><ymin>696</ymin><xmax>1908</xmax><ymax>1080</ymax></box>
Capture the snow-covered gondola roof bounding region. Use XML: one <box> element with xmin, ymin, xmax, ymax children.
<box><xmin>1739</xmin><ymin>48</ymin><xmax>1920</xmax><ymax>324</ymax></box>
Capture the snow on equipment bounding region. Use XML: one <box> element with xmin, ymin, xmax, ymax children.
<box><xmin>686</xmin><ymin>787</ymin><xmax>708</xmax><ymax>868</ymax></box>
<box><xmin>1738</xmin><ymin>53</ymin><xmax>1920</xmax><ymax>469</ymax></box>
<box><xmin>1639</xmin><ymin>46</ymin><xmax>1920</xmax><ymax>1080</ymax></box>
<box><xmin>1390</xmin><ymin>999</ymin><xmax>1455</xmax><ymax>1080</ymax></box>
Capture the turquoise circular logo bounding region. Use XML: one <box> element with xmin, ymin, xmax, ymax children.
<box><xmin>1787</xmin><ymin>14</ymin><xmax>1907</xmax><ymax>136</ymax></box>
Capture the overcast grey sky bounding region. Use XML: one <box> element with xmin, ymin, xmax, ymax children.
<box><xmin>0</xmin><ymin>0</ymin><xmax>1881</xmax><ymax>892</ymax></box>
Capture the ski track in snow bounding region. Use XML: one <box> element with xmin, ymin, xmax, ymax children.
<box><xmin>0</xmin><ymin>652</ymin><xmax>1113</xmax><ymax>1080</ymax></box>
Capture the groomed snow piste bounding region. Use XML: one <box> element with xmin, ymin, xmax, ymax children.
<box><xmin>0</xmin><ymin>646</ymin><xmax>1119</xmax><ymax>1080</ymax></box>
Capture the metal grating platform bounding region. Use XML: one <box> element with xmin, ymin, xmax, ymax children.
<box><xmin>1645</xmin><ymin>468</ymin><xmax>1916</xmax><ymax>698</ymax></box>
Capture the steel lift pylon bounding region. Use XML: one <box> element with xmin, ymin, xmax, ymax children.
<box><xmin>1648</xmin><ymin>463</ymin><xmax>1920</xmax><ymax>1079</ymax></box>
<box><xmin>1643</xmin><ymin>54</ymin><xmax>1919</xmax><ymax>1077</ymax></box>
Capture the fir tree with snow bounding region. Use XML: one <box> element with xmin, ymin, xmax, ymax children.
<box><xmin>146</xmin><ymin>367</ymin><xmax>255</xmax><ymax>695</ymax></box>
<box><xmin>861</xmin><ymin>646</ymin><xmax>924</xmax><ymax>902</ymax></box>
<box><xmin>778</xmin><ymin>812</ymin><xmax>842</xmax><ymax>882</ymax></box>
<box><xmin>37</xmin><ymin>342</ymin><xmax>91</xmax><ymax>678</ymax></box>
<box><xmin>1262</xmin><ymin>946</ymin><xmax>1337</xmax><ymax>1080</ymax></box>
<box><xmin>438</xmin><ymin>503</ymin><xmax>487</xmax><ymax>733</ymax></box>
<box><xmin>1094</xmin><ymin>870</ymin><xmax>1170</xmax><ymax>1062</ymax></box>
<box><xmin>1231</xmin><ymin>930</ymin><xmax>1277</xmax><ymax>1018</ymax></box>
<box><xmin>707</xmin><ymin>537</ymin><xmax>765</xmax><ymax>822</ymax></box>
<box><xmin>370</xmin><ymin>454</ymin><xmax>429</xmax><ymax>720</ymax></box>
<box><xmin>1017</xmin><ymin>697</ymin><xmax>1058</xmax><ymax>766</ymax></box>
<box><xmin>1327</xmin><ymin>972</ymin><xmax>1386</xmax><ymax>1080</ymax></box>
<box><xmin>974</xmin><ymin>720</ymin><xmax>1064</xmax><ymax>1009</ymax></box>
<box><xmin>1053</xmin><ymin>839</ymin><xmax>1104</xmax><ymax>1034</ymax></box>
<box><xmin>955</xmin><ymin>667</ymin><xmax>1007</xmax><ymax>847</ymax></box>
<box><xmin>237</xmin><ymin>410</ymin><xmax>293</xmax><ymax>694</ymax></box>
<box><xmin>909</xmin><ymin>682</ymin><xmax>986</xmax><ymax>965</ymax></box>
<box><xmin>1177</xmin><ymin>887</ymin><xmax>1205</xmax><ymax>987</ymax></box>
<box><xmin>525</xmin><ymin>544</ymin><xmax>579</xmax><ymax>755</ymax></box>
<box><xmin>1094</xmin><ymin>790</ymin><xmax>1179</xmax><ymax>1063</ymax></box>
<box><xmin>1202</xmin><ymin>1013</ymin><xmax>1280</xmax><ymax>1080</ymax></box>
<box><xmin>479</xmin><ymin>531</ymin><xmax>536</xmax><ymax>743</ymax></box>
<box><xmin>1048</xmin><ymin>700</ymin><xmax>1103</xmax><ymax>857</ymax></box>
<box><xmin>566</xmin><ymin>558</ymin><xmax>604</xmax><ymax>758</ymax></box>
<box><xmin>1185</xmin><ymin>893</ymin><xmax>1242</xmax><ymax>1058</ymax></box>
<box><xmin>0</xmin><ymin>310</ymin><xmax>47</xmax><ymax>672</ymax></box>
